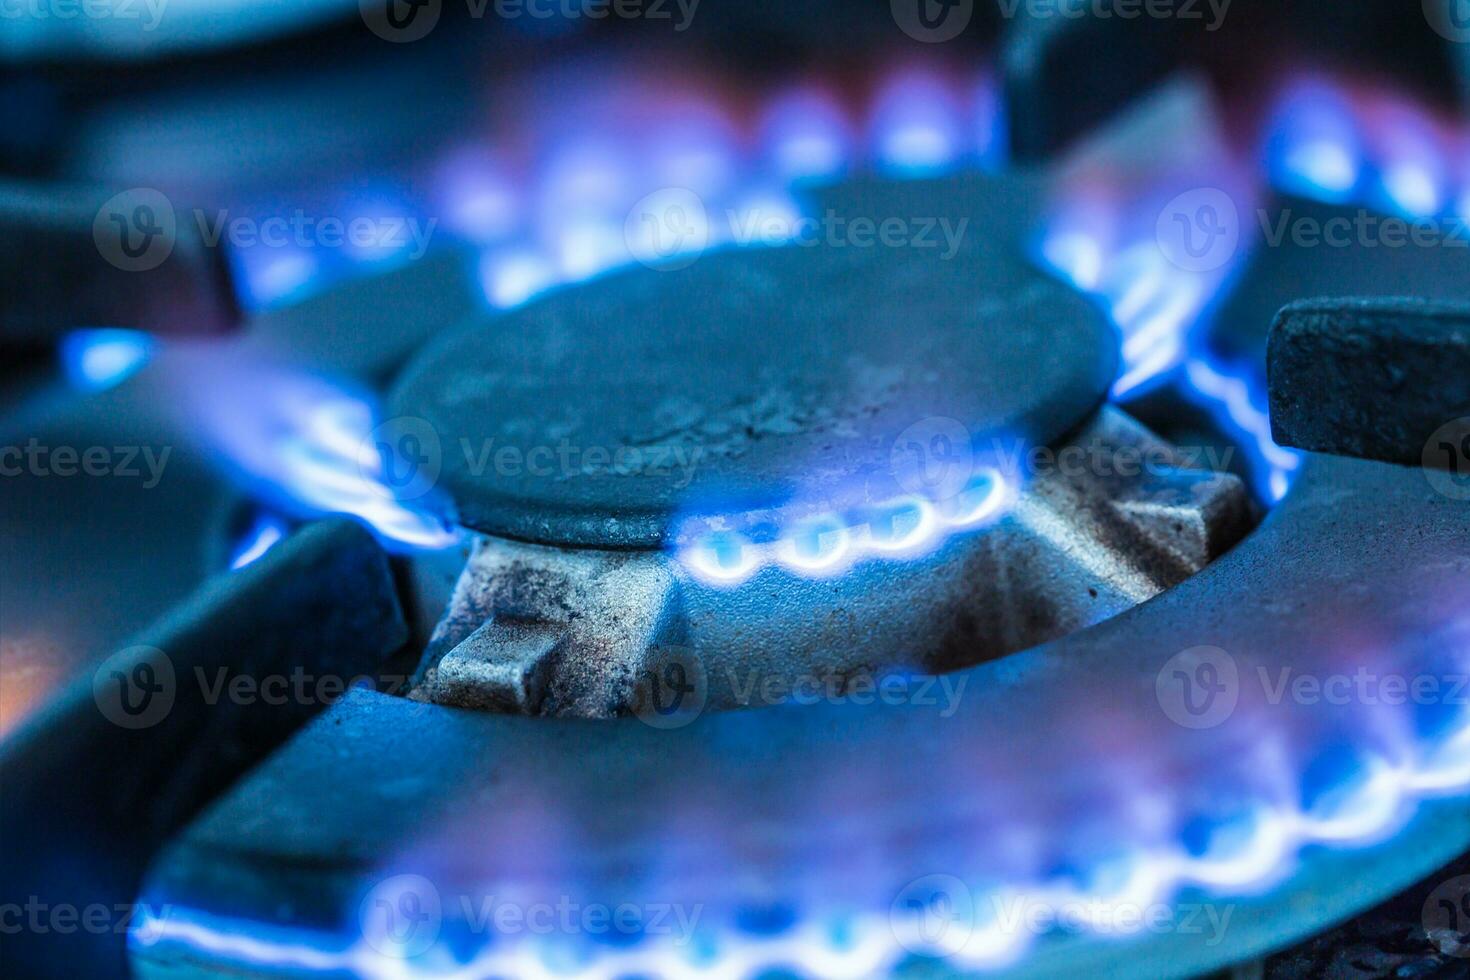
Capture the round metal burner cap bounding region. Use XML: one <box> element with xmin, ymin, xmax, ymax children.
<box><xmin>390</xmin><ymin>239</ymin><xmax>1116</xmax><ymax>548</ymax></box>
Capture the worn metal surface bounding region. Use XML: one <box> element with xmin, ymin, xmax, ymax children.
<box><xmin>1268</xmin><ymin>298</ymin><xmax>1470</xmax><ymax>467</ymax></box>
<box><xmin>132</xmin><ymin>451</ymin><xmax>1470</xmax><ymax>978</ymax></box>
<box><xmin>1211</xmin><ymin>195</ymin><xmax>1470</xmax><ymax>366</ymax></box>
<box><xmin>412</xmin><ymin>407</ymin><xmax>1251</xmax><ymax>716</ymax></box>
<box><xmin>0</xmin><ymin>519</ymin><xmax>408</xmax><ymax>977</ymax></box>
<box><xmin>390</xmin><ymin>231</ymin><xmax>1117</xmax><ymax>548</ymax></box>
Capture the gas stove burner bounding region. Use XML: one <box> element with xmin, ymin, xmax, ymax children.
<box><xmin>389</xmin><ymin>222</ymin><xmax>1250</xmax><ymax>718</ymax></box>
<box><xmin>392</xmin><ymin>229</ymin><xmax>1112</xmax><ymax>549</ymax></box>
<box><xmin>6</xmin><ymin>7</ymin><xmax>1470</xmax><ymax>980</ymax></box>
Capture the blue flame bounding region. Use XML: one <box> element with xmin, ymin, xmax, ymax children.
<box><xmin>1266</xmin><ymin>77</ymin><xmax>1466</xmax><ymax>221</ymax></box>
<box><xmin>1040</xmin><ymin>230</ymin><xmax>1231</xmax><ymax>400</ymax></box>
<box><xmin>180</xmin><ymin>358</ymin><xmax>458</xmax><ymax>552</ymax></box>
<box><xmin>60</xmin><ymin>328</ymin><xmax>155</xmax><ymax>391</ymax></box>
<box><xmin>125</xmin><ymin>68</ymin><xmax>1470</xmax><ymax>980</ymax></box>
<box><xmin>679</xmin><ymin>470</ymin><xmax>1013</xmax><ymax>587</ymax></box>
<box><xmin>129</xmin><ymin>690</ymin><xmax>1470</xmax><ymax>977</ymax></box>
<box><xmin>228</xmin><ymin>512</ymin><xmax>289</xmax><ymax>570</ymax></box>
<box><xmin>1182</xmin><ymin>358</ymin><xmax>1300</xmax><ymax>502</ymax></box>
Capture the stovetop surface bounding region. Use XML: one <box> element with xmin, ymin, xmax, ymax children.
<box><xmin>3</xmin><ymin>3</ymin><xmax>1470</xmax><ymax>979</ymax></box>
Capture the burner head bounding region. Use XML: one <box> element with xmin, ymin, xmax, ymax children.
<box><xmin>391</xmin><ymin>237</ymin><xmax>1116</xmax><ymax>548</ymax></box>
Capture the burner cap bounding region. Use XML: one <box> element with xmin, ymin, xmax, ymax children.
<box><xmin>391</xmin><ymin>237</ymin><xmax>1116</xmax><ymax>548</ymax></box>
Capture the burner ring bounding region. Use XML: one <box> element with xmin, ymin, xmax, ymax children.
<box><xmin>389</xmin><ymin>238</ymin><xmax>1116</xmax><ymax>548</ymax></box>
